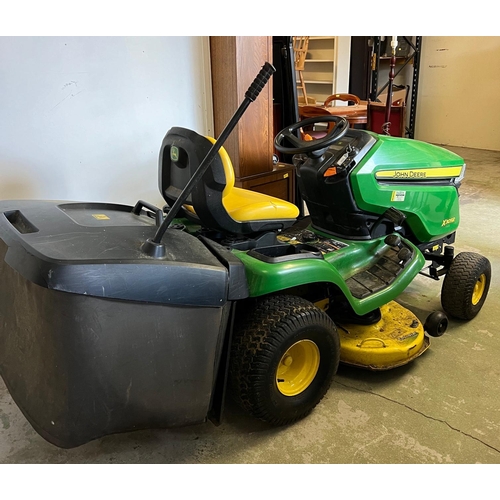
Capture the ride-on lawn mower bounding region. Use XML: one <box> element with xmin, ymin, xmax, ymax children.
<box><xmin>0</xmin><ymin>63</ymin><xmax>491</xmax><ymax>448</ymax></box>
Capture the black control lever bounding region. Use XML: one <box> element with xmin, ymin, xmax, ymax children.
<box><xmin>371</xmin><ymin>207</ymin><xmax>406</xmax><ymax>238</ymax></box>
<box><xmin>141</xmin><ymin>62</ymin><xmax>276</xmax><ymax>258</ymax></box>
<box><xmin>384</xmin><ymin>234</ymin><xmax>402</xmax><ymax>248</ymax></box>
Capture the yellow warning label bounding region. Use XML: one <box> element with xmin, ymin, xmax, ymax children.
<box><xmin>92</xmin><ymin>214</ymin><xmax>110</xmax><ymax>220</ymax></box>
<box><xmin>391</xmin><ymin>190</ymin><xmax>406</xmax><ymax>202</ymax></box>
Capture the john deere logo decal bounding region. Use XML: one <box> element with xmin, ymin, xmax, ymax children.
<box><xmin>376</xmin><ymin>166</ymin><xmax>463</xmax><ymax>180</ymax></box>
<box><xmin>170</xmin><ymin>146</ymin><xmax>179</xmax><ymax>162</ymax></box>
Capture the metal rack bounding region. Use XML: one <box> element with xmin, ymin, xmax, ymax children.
<box><xmin>369</xmin><ymin>36</ymin><xmax>422</xmax><ymax>139</ymax></box>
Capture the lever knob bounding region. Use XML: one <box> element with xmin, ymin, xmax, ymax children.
<box><xmin>384</xmin><ymin>234</ymin><xmax>402</xmax><ymax>248</ymax></box>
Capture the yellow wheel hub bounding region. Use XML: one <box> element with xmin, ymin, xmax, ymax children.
<box><xmin>472</xmin><ymin>274</ymin><xmax>487</xmax><ymax>305</ymax></box>
<box><xmin>276</xmin><ymin>340</ymin><xmax>320</xmax><ymax>396</ymax></box>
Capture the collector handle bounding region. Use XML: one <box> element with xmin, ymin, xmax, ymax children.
<box><xmin>245</xmin><ymin>62</ymin><xmax>275</xmax><ymax>102</ymax></box>
<box><xmin>132</xmin><ymin>200</ymin><xmax>164</xmax><ymax>226</ymax></box>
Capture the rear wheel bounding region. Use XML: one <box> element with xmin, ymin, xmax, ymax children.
<box><xmin>229</xmin><ymin>294</ymin><xmax>340</xmax><ymax>426</ymax></box>
<box><xmin>441</xmin><ymin>252</ymin><xmax>491</xmax><ymax>320</ymax></box>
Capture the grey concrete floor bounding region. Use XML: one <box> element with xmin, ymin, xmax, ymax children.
<box><xmin>1</xmin><ymin>145</ymin><xmax>499</xmax><ymax>465</ymax></box>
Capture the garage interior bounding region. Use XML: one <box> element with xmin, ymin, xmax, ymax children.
<box><xmin>0</xmin><ymin>35</ymin><xmax>499</xmax><ymax>470</ymax></box>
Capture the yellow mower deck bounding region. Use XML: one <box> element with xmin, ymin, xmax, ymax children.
<box><xmin>337</xmin><ymin>301</ymin><xmax>430</xmax><ymax>370</ymax></box>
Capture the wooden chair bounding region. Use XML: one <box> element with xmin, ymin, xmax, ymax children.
<box><xmin>298</xmin><ymin>95</ymin><xmax>317</xmax><ymax>105</ymax></box>
<box><xmin>322</xmin><ymin>93</ymin><xmax>367</xmax><ymax>126</ymax></box>
<box><xmin>298</xmin><ymin>105</ymin><xmax>335</xmax><ymax>140</ymax></box>
<box><xmin>293</xmin><ymin>36</ymin><xmax>310</xmax><ymax>105</ymax></box>
<box><xmin>324</xmin><ymin>93</ymin><xmax>361</xmax><ymax>107</ymax></box>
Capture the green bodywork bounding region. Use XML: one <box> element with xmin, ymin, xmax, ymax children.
<box><xmin>177</xmin><ymin>132</ymin><xmax>464</xmax><ymax>315</ymax></box>
<box><xmin>351</xmin><ymin>133</ymin><xmax>464</xmax><ymax>242</ymax></box>
<box><xmin>234</xmin><ymin>232</ymin><xmax>425</xmax><ymax>316</ymax></box>
<box><xmin>233</xmin><ymin>134</ymin><xmax>463</xmax><ymax>313</ymax></box>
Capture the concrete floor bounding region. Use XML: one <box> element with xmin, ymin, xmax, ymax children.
<box><xmin>1</xmin><ymin>145</ymin><xmax>499</xmax><ymax>465</ymax></box>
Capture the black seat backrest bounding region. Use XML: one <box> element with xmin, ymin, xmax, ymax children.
<box><xmin>159</xmin><ymin>127</ymin><xmax>297</xmax><ymax>235</ymax></box>
<box><xmin>159</xmin><ymin>127</ymin><xmax>220</xmax><ymax>209</ymax></box>
<box><xmin>159</xmin><ymin>126</ymin><xmax>241</xmax><ymax>232</ymax></box>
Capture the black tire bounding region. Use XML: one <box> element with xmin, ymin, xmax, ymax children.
<box><xmin>441</xmin><ymin>252</ymin><xmax>491</xmax><ymax>320</ymax></box>
<box><xmin>229</xmin><ymin>294</ymin><xmax>340</xmax><ymax>426</ymax></box>
<box><xmin>424</xmin><ymin>311</ymin><xmax>449</xmax><ymax>337</ymax></box>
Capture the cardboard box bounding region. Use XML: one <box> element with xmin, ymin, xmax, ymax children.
<box><xmin>376</xmin><ymin>86</ymin><xmax>408</xmax><ymax>106</ymax></box>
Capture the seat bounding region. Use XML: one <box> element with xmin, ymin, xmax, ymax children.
<box><xmin>293</xmin><ymin>36</ymin><xmax>310</xmax><ymax>105</ymax></box>
<box><xmin>159</xmin><ymin>127</ymin><xmax>299</xmax><ymax>235</ymax></box>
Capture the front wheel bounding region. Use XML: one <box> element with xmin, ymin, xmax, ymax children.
<box><xmin>424</xmin><ymin>311</ymin><xmax>449</xmax><ymax>337</ymax></box>
<box><xmin>229</xmin><ymin>295</ymin><xmax>340</xmax><ymax>426</ymax></box>
<box><xmin>441</xmin><ymin>252</ymin><xmax>491</xmax><ymax>320</ymax></box>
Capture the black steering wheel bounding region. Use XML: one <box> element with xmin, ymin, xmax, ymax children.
<box><xmin>274</xmin><ymin>115</ymin><xmax>349</xmax><ymax>155</ymax></box>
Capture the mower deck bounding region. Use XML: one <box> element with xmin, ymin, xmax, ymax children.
<box><xmin>337</xmin><ymin>301</ymin><xmax>430</xmax><ymax>370</ymax></box>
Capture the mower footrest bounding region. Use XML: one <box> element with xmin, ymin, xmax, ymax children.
<box><xmin>346</xmin><ymin>248</ymin><xmax>406</xmax><ymax>299</ymax></box>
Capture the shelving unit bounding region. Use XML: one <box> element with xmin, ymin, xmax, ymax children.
<box><xmin>301</xmin><ymin>36</ymin><xmax>337</xmax><ymax>104</ymax></box>
<box><xmin>369</xmin><ymin>36</ymin><xmax>422</xmax><ymax>139</ymax></box>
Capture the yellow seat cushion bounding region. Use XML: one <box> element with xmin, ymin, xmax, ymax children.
<box><xmin>183</xmin><ymin>137</ymin><xmax>299</xmax><ymax>222</ymax></box>
<box><xmin>183</xmin><ymin>188</ymin><xmax>299</xmax><ymax>222</ymax></box>
<box><xmin>224</xmin><ymin>187</ymin><xmax>299</xmax><ymax>221</ymax></box>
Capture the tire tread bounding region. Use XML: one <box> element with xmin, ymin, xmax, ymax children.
<box><xmin>229</xmin><ymin>294</ymin><xmax>339</xmax><ymax>426</ymax></box>
<box><xmin>441</xmin><ymin>252</ymin><xmax>491</xmax><ymax>320</ymax></box>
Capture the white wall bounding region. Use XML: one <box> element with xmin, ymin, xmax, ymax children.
<box><xmin>0</xmin><ymin>36</ymin><xmax>213</xmax><ymax>207</ymax></box>
<box><xmin>415</xmin><ymin>36</ymin><xmax>500</xmax><ymax>151</ymax></box>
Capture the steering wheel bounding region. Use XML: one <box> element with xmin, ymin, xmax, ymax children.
<box><xmin>274</xmin><ymin>115</ymin><xmax>349</xmax><ymax>155</ymax></box>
